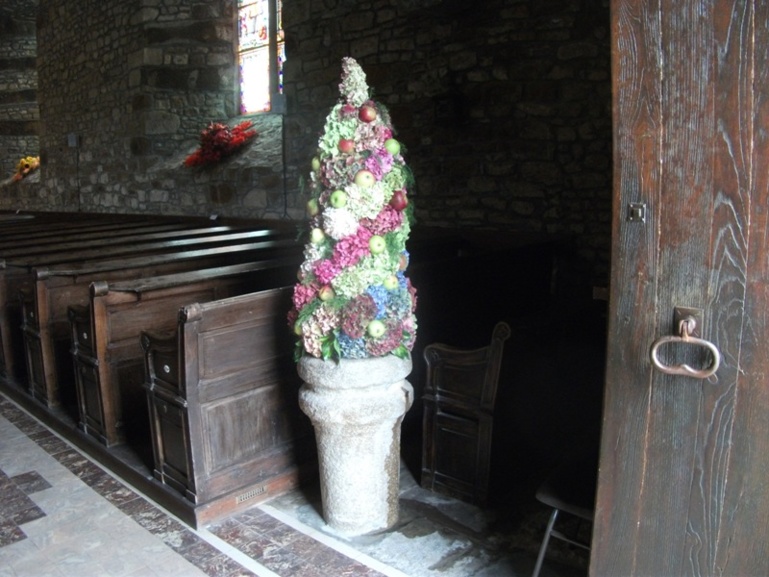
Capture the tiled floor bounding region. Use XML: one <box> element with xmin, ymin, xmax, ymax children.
<box><xmin>0</xmin><ymin>392</ymin><xmax>588</xmax><ymax>577</ymax></box>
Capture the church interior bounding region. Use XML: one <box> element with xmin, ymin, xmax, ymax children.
<box><xmin>0</xmin><ymin>1</ymin><xmax>611</xmax><ymax>576</ymax></box>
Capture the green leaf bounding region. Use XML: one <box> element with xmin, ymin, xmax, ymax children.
<box><xmin>391</xmin><ymin>345</ymin><xmax>409</xmax><ymax>359</ymax></box>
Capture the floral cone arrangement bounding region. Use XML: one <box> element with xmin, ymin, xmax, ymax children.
<box><xmin>12</xmin><ymin>156</ymin><xmax>40</xmax><ymax>181</ymax></box>
<box><xmin>289</xmin><ymin>57</ymin><xmax>417</xmax><ymax>361</ymax></box>
<box><xmin>183</xmin><ymin>121</ymin><xmax>258</xmax><ymax>167</ymax></box>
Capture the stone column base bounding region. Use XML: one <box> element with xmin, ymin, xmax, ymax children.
<box><xmin>298</xmin><ymin>354</ymin><xmax>413</xmax><ymax>536</ymax></box>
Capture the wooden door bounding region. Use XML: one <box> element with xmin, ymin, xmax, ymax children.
<box><xmin>592</xmin><ymin>1</ymin><xmax>769</xmax><ymax>575</ymax></box>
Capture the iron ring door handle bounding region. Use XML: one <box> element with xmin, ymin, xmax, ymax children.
<box><xmin>650</xmin><ymin>318</ymin><xmax>721</xmax><ymax>379</ymax></box>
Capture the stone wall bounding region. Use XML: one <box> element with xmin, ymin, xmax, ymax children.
<box><xmin>0</xmin><ymin>0</ymin><xmax>612</xmax><ymax>282</ymax></box>
<box><xmin>283</xmin><ymin>0</ymin><xmax>613</xmax><ymax>281</ymax></box>
<box><xmin>1</xmin><ymin>0</ymin><xmax>287</xmax><ymax>218</ymax></box>
<box><xmin>0</xmin><ymin>0</ymin><xmax>39</xmax><ymax>179</ymax></box>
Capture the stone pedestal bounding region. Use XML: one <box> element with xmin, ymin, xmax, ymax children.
<box><xmin>298</xmin><ymin>354</ymin><xmax>413</xmax><ymax>536</ymax></box>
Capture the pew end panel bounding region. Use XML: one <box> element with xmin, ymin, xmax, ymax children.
<box><xmin>68</xmin><ymin>304</ymin><xmax>114</xmax><ymax>445</ymax></box>
<box><xmin>142</xmin><ymin>330</ymin><xmax>193</xmax><ymax>500</ymax></box>
<box><xmin>143</xmin><ymin>287</ymin><xmax>317</xmax><ymax>525</ymax></box>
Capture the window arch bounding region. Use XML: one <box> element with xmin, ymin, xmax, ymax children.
<box><xmin>237</xmin><ymin>0</ymin><xmax>284</xmax><ymax>114</ymax></box>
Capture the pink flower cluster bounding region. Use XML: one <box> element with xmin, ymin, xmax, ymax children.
<box><xmin>313</xmin><ymin>227</ymin><xmax>372</xmax><ymax>285</ymax></box>
<box><xmin>362</xmin><ymin>206</ymin><xmax>403</xmax><ymax>236</ymax></box>
<box><xmin>364</xmin><ymin>148</ymin><xmax>394</xmax><ymax>180</ymax></box>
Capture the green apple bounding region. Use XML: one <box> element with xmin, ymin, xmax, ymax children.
<box><xmin>383</xmin><ymin>275</ymin><xmax>399</xmax><ymax>290</ymax></box>
<box><xmin>369</xmin><ymin>235</ymin><xmax>386</xmax><ymax>254</ymax></box>
<box><xmin>311</xmin><ymin>156</ymin><xmax>321</xmax><ymax>172</ymax></box>
<box><xmin>329</xmin><ymin>189</ymin><xmax>348</xmax><ymax>208</ymax></box>
<box><xmin>293</xmin><ymin>320</ymin><xmax>303</xmax><ymax>336</ymax></box>
<box><xmin>310</xmin><ymin>227</ymin><xmax>325</xmax><ymax>244</ymax></box>
<box><xmin>306</xmin><ymin>198</ymin><xmax>319</xmax><ymax>216</ymax></box>
<box><xmin>384</xmin><ymin>138</ymin><xmax>401</xmax><ymax>155</ymax></box>
<box><xmin>318</xmin><ymin>285</ymin><xmax>335</xmax><ymax>301</ymax></box>
<box><xmin>367</xmin><ymin>319</ymin><xmax>386</xmax><ymax>338</ymax></box>
<box><xmin>354</xmin><ymin>169</ymin><xmax>376</xmax><ymax>188</ymax></box>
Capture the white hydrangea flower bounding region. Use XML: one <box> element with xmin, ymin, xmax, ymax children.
<box><xmin>331</xmin><ymin>253</ymin><xmax>393</xmax><ymax>299</ymax></box>
<box><xmin>322</xmin><ymin>207</ymin><xmax>359</xmax><ymax>240</ymax></box>
<box><xmin>302</xmin><ymin>242</ymin><xmax>327</xmax><ymax>264</ymax></box>
<box><xmin>345</xmin><ymin>181</ymin><xmax>386</xmax><ymax>221</ymax></box>
<box><xmin>339</xmin><ymin>57</ymin><xmax>370</xmax><ymax>107</ymax></box>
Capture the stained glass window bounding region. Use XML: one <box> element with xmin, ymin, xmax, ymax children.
<box><xmin>238</xmin><ymin>0</ymin><xmax>284</xmax><ymax>114</ymax></box>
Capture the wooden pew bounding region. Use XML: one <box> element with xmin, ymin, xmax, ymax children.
<box><xmin>0</xmin><ymin>222</ymin><xmax>286</xmax><ymax>381</ymax></box>
<box><xmin>0</xmin><ymin>222</ymin><xmax>229</xmax><ymax>255</ymax></box>
<box><xmin>3</xmin><ymin>226</ymin><xmax>289</xmax><ymax>268</ymax></box>
<box><xmin>68</xmin><ymin>257</ymin><xmax>298</xmax><ymax>448</ymax></box>
<box><xmin>0</xmin><ymin>226</ymin><xmax>291</xmax><ymax>380</ymax></box>
<box><xmin>0</xmin><ymin>220</ymin><xmax>190</xmax><ymax>247</ymax></box>
<box><xmin>0</xmin><ymin>220</ymin><xmax>212</xmax><ymax>379</ymax></box>
<box><xmin>141</xmin><ymin>287</ymin><xmax>315</xmax><ymax>525</ymax></box>
<box><xmin>19</xmin><ymin>237</ymin><xmax>302</xmax><ymax>409</ymax></box>
<box><xmin>0</xmin><ymin>212</ymin><xmax>190</xmax><ymax>241</ymax></box>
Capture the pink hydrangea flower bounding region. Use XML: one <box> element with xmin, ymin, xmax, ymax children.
<box><xmin>334</xmin><ymin>227</ymin><xmax>372</xmax><ymax>267</ymax></box>
<box><xmin>293</xmin><ymin>282</ymin><xmax>319</xmax><ymax>310</ymax></box>
<box><xmin>314</xmin><ymin>259</ymin><xmax>342</xmax><ymax>285</ymax></box>
<box><xmin>362</xmin><ymin>206</ymin><xmax>403</xmax><ymax>236</ymax></box>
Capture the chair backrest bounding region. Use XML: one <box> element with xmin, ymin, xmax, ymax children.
<box><xmin>420</xmin><ymin>321</ymin><xmax>511</xmax><ymax>506</ymax></box>
<box><xmin>423</xmin><ymin>321</ymin><xmax>511</xmax><ymax>413</ymax></box>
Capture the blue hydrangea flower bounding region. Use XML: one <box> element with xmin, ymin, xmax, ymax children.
<box><xmin>367</xmin><ymin>285</ymin><xmax>389</xmax><ymax>318</ymax></box>
<box><xmin>338</xmin><ymin>333</ymin><xmax>368</xmax><ymax>358</ymax></box>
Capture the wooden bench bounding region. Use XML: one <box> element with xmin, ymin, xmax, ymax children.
<box><xmin>0</xmin><ymin>219</ymin><xmax>209</xmax><ymax>380</ymax></box>
<box><xmin>19</xmin><ymin>237</ymin><xmax>302</xmax><ymax>409</ymax></box>
<box><xmin>0</xmin><ymin>212</ymin><xmax>192</xmax><ymax>241</ymax></box>
<box><xmin>0</xmin><ymin>221</ymin><xmax>193</xmax><ymax>249</ymax></box>
<box><xmin>3</xmin><ymin>226</ymin><xmax>288</xmax><ymax>269</ymax></box>
<box><xmin>0</xmin><ymin>224</ymin><xmax>287</xmax><ymax>380</ymax></box>
<box><xmin>141</xmin><ymin>287</ymin><xmax>315</xmax><ymax>525</ymax></box>
<box><xmin>0</xmin><ymin>222</ymin><xmax>238</xmax><ymax>256</ymax></box>
<box><xmin>68</xmin><ymin>257</ymin><xmax>298</xmax><ymax>448</ymax></box>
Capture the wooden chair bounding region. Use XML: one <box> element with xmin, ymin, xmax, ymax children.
<box><xmin>420</xmin><ymin>321</ymin><xmax>511</xmax><ymax>507</ymax></box>
<box><xmin>531</xmin><ymin>444</ymin><xmax>598</xmax><ymax>577</ymax></box>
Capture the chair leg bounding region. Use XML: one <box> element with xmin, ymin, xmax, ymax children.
<box><xmin>532</xmin><ymin>508</ymin><xmax>559</xmax><ymax>577</ymax></box>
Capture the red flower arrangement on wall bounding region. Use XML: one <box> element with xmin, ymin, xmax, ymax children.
<box><xmin>183</xmin><ymin>121</ymin><xmax>258</xmax><ymax>167</ymax></box>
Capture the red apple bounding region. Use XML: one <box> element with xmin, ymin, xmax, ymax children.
<box><xmin>359</xmin><ymin>104</ymin><xmax>377</xmax><ymax>123</ymax></box>
<box><xmin>338</xmin><ymin>138</ymin><xmax>355</xmax><ymax>153</ymax></box>
<box><xmin>389</xmin><ymin>189</ymin><xmax>409</xmax><ymax>211</ymax></box>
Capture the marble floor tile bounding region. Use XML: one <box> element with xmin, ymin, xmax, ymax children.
<box><xmin>0</xmin><ymin>391</ymin><xmax>588</xmax><ymax>577</ymax></box>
